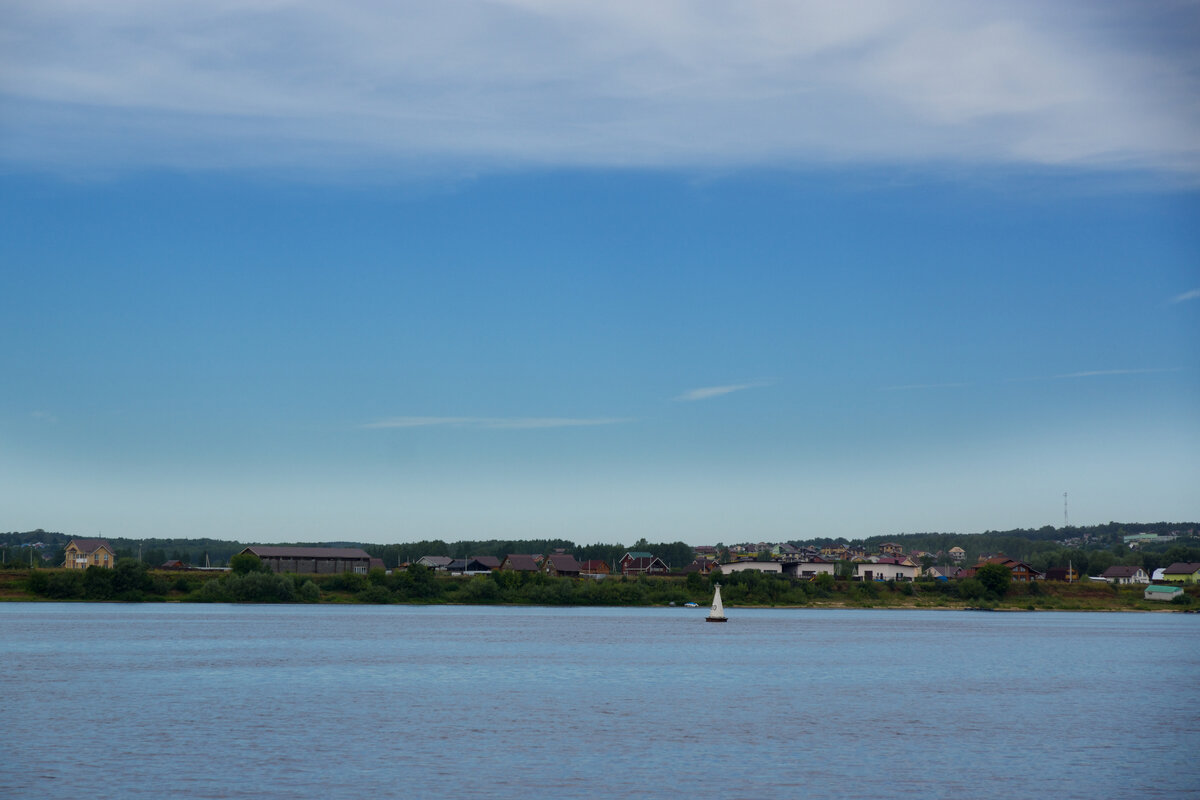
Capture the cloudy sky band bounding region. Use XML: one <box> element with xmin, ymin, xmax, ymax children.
<box><xmin>3</xmin><ymin>1</ymin><xmax>1199</xmax><ymax>176</ymax></box>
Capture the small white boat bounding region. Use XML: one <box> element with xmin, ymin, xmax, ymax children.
<box><xmin>706</xmin><ymin>583</ymin><xmax>727</xmax><ymax>622</ymax></box>
<box><xmin>684</xmin><ymin>601</ymin><xmax>699</xmax><ymax>608</ymax></box>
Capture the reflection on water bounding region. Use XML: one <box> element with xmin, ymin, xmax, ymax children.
<box><xmin>1</xmin><ymin>604</ymin><xmax>1197</xmax><ymax>799</ymax></box>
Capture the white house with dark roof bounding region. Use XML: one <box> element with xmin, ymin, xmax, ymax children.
<box><xmin>1100</xmin><ymin>565</ymin><xmax>1150</xmax><ymax>584</ymax></box>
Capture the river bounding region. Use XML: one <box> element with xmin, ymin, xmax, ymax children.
<box><xmin>2</xmin><ymin>603</ymin><xmax>1197</xmax><ymax>799</ymax></box>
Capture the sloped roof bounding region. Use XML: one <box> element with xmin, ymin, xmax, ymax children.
<box><xmin>623</xmin><ymin>556</ymin><xmax>667</xmax><ymax>571</ymax></box>
<box><xmin>623</xmin><ymin>551</ymin><xmax>653</xmax><ymax>560</ymax></box>
<box><xmin>243</xmin><ymin>546</ymin><xmax>371</xmax><ymax>559</ymax></box>
<box><xmin>1163</xmin><ymin>562</ymin><xmax>1200</xmax><ymax>574</ymax></box>
<box><xmin>544</xmin><ymin>554</ymin><xmax>582</xmax><ymax>573</ymax></box>
<box><xmin>471</xmin><ymin>556</ymin><xmax>501</xmax><ymax>569</ymax></box>
<box><xmin>66</xmin><ymin>538</ymin><xmax>113</xmax><ymax>554</ymax></box>
<box><xmin>1101</xmin><ymin>565</ymin><xmax>1145</xmax><ymax>578</ymax></box>
<box><xmin>579</xmin><ymin>559</ymin><xmax>609</xmax><ymax>571</ymax></box>
<box><xmin>502</xmin><ymin>554</ymin><xmax>541</xmax><ymax>571</ymax></box>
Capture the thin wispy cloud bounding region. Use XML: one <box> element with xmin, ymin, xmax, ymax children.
<box><xmin>1053</xmin><ymin>368</ymin><xmax>1183</xmax><ymax>380</ymax></box>
<box><xmin>362</xmin><ymin>416</ymin><xmax>631</xmax><ymax>430</ymax></box>
<box><xmin>675</xmin><ymin>382</ymin><xmax>772</xmax><ymax>402</ymax></box>
<box><xmin>884</xmin><ymin>367</ymin><xmax>1183</xmax><ymax>390</ymax></box>
<box><xmin>1170</xmin><ymin>288</ymin><xmax>1200</xmax><ymax>304</ymax></box>
<box><xmin>30</xmin><ymin>410</ymin><xmax>58</xmax><ymax>423</ymax></box>
<box><xmin>881</xmin><ymin>381</ymin><xmax>970</xmax><ymax>391</ymax></box>
<box><xmin>3</xmin><ymin>1</ymin><xmax>1197</xmax><ymax>175</ymax></box>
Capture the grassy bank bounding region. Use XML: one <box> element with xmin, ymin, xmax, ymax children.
<box><xmin>2</xmin><ymin>567</ymin><xmax>1197</xmax><ymax>611</ymax></box>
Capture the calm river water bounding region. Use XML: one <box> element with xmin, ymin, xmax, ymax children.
<box><xmin>2</xmin><ymin>603</ymin><xmax>1197</xmax><ymax>799</ymax></box>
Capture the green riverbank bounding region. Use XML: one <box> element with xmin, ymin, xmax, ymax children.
<box><xmin>3</xmin><ymin>566</ymin><xmax>1196</xmax><ymax>612</ymax></box>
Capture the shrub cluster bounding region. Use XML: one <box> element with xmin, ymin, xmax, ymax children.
<box><xmin>27</xmin><ymin>560</ymin><xmax>168</xmax><ymax>601</ymax></box>
<box><xmin>196</xmin><ymin>571</ymin><xmax>320</xmax><ymax>603</ymax></box>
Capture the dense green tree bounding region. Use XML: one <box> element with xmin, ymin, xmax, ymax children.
<box><xmin>230</xmin><ymin>553</ymin><xmax>268</xmax><ymax>574</ymax></box>
<box><xmin>957</xmin><ymin>578</ymin><xmax>985</xmax><ymax>600</ymax></box>
<box><xmin>83</xmin><ymin>565</ymin><xmax>115</xmax><ymax>599</ymax></box>
<box><xmin>976</xmin><ymin>563</ymin><xmax>1012</xmax><ymax>597</ymax></box>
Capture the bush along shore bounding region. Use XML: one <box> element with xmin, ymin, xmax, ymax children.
<box><xmin>3</xmin><ymin>558</ymin><xmax>1197</xmax><ymax>611</ymax></box>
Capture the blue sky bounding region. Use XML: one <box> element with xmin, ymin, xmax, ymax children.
<box><xmin>2</xmin><ymin>1</ymin><xmax>1198</xmax><ymax>544</ymax></box>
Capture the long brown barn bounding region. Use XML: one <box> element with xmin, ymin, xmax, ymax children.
<box><xmin>238</xmin><ymin>546</ymin><xmax>372</xmax><ymax>575</ymax></box>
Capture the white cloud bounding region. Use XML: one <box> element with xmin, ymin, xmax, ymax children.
<box><xmin>2</xmin><ymin>1</ymin><xmax>1197</xmax><ymax>175</ymax></box>
<box><xmin>675</xmin><ymin>382</ymin><xmax>770</xmax><ymax>402</ymax></box>
<box><xmin>1170</xmin><ymin>288</ymin><xmax>1200</xmax><ymax>304</ymax></box>
<box><xmin>362</xmin><ymin>416</ymin><xmax>630</xmax><ymax>430</ymax></box>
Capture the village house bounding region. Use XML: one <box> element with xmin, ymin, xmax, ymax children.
<box><xmin>500</xmin><ymin>554</ymin><xmax>541</xmax><ymax>572</ymax></box>
<box><xmin>781</xmin><ymin>558</ymin><xmax>837</xmax><ymax>579</ymax></box>
<box><xmin>416</xmin><ymin>556</ymin><xmax>454</xmax><ymax>571</ymax></box>
<box><xmin>63</xmin><ymin>538</ymin><xmax>116</xmax><ymax>570</ymax></box>
<box><xmin>579</xmin><ymin>559</ymin><xmax>610</xmax><ymax>577</ymax></box>
<box><xmin>713</xmin><ymin>560</ymin><xmax>782</xmax><ymax>574</ymax></box>
<box><xmin>1161</xmin><ymin>563</ymin><xmax>1200</xmax><ymax>584</ymax></box>
<box><xmin>619</xmin><ymin>553</ymin><xmax>669</xmax><ymax>575</ymax></box>
<box><xmin>1100</xmin><ymin>565</ymin><xmax>1150</xmax><ymax>585</ymax></box>
<box><xmin>1044</xmin><ymin>566</ymin><xmax>1080</xmax><ymax>582</ymax></box>
<box><xmin>948</xmin><ymin>547</ymin><xmax>966</xmax><ymax>562</ymax></box>
<box><xmin>447</xmin><ymin>557</ymin><xmax>498</xmax><ymax>576</ymax></box>
<box><xmin>855</xmin><ymin>558</ymin><xmax>918</xmax><ymax>582</ymax></box>
<box><xmin>963</xmin><ymin>555</ymin><xmax>1043</xmax><ymax>582</ymax></box>
<box><xmin>543</xmin><ymin>553</ymin><xmax>582</xmax><ymax>578</ymax></box>
<box><xmin>238</xmin><ymin>546</ymin><xmax>372</xmax><ymax>575</ymax></box>
<box><xmin>771</xmin><ymin>543</ymin><xmax>800</xmax><ymax>560</ymax></box>
<box><xmin>682</xmin><ymin>558</ymin><xmax>716</xmax><ymax>575</ymax></box>
<box><xmin>924</xmin><ymin>565</ymin><xmax>964</xmax><ymax>580</ymax></box>
<box><xmin>878</xmin><ymin>542</ymin><xmax>904</xmax><ymax>555</ymax></box>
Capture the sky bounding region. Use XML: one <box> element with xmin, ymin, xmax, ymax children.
<box><xmin>2</xmin><ymin>1</ymin><xmax>1198</xmax><ymax>545</ymax></box>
